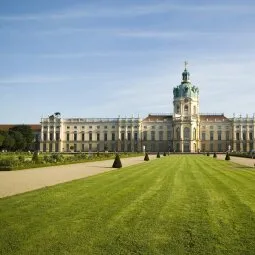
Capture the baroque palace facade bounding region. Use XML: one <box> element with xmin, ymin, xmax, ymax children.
<box><xmin>40</xmin><ymin>65</ymin><xmax>255</xmax><ymax>153</ymax></box>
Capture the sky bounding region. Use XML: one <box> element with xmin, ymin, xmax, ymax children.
<box><xmin>1</xmin><ymin>0</ymin><xmax>255</xmax><ymax>124</ymax></box>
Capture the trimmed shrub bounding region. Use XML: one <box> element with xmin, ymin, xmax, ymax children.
<box><xmin>157</xmin><ymin>152</ymin><xmax>160</xmax><ymax>158</ymax></box>
<box><xmin>112</xmin><ymin>154</ymin><xmax>122</xmax><ymax>168</ymax></box>
<box><xmin>163</xmin><ymin>152</ymin><xmax>166</xmax><ymax>156</ymax></box>
<box><xmin>32</xmin><ymin>151</ymin><xmax>39</xmax><ymax>163</ymax></box>
<box><xmin>144</xmin><ymin>153</ymin><xmax>150</xmax><ymax>161</ymax></box>
<box><xmin>225</xmin><ymin>153</ymin><xmax>230</xmax><ymax>160</ymax></box>
<box><xmin>213</xmin><ymin>153</ymin><xmax>217</xmax><ymax>158</ymax></box>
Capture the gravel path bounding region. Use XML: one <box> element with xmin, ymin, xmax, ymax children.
<box><xmin>217</xmin><ymin>154</ymin><xmax>255</xmax><ymax>168</ymax></box>
<box><xmin>0</xmin><ymin>156</ymin><xmax>150</xmax><ymax>198</ymax></box>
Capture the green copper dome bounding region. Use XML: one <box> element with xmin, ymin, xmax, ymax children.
<box><xmin>173</xmin><ymin>64</ymin><xmax>199</xmax><ymax>99</ymax></box>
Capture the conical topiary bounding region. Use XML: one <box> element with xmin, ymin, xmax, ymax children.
<box><xmin>144</xmin><ymin>153</ymin><xmax>150</xmax><ymax>161</ymax></box>
<box><xmin>112</xmin><ymin>154</ymin><xmax>122</xmax><ymax>168</ymax></box>
<box><xmin>207</xmin><ymin>152</ymin><xmax>210</xmax><ymax>156</ymax></box>
<box><xmin>225</xmin><ymin>152</ymin><xmax>230</xmax><ymax>160</ymax></box>
<box><xmin>213</xmin><ymin>152</ymin><xmax>217</xmax><ymax>158</ymax></box>
<box><xmin>157</xmin><ymin>152</ymin><xmax>160</xmax><ymax>158</ymax></box>
<box><xmin>163</xmin><ymin>152</ymin><xmax>166</xmax><ymax>156</ymax></box>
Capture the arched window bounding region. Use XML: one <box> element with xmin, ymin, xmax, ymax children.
<box><xmin>184</xmin><ymin>127</ymin><xmax>190</xmax><ymax>140</ymax></box>
<box><xmin>176</xmin><ymin>127</ymin><xmax>180</xmax><ymax>140</ymax></box>
<box><xmin>176</xmin><ymin>105</ymin><xmax>180</xmax><ymax>114</ymax></box>
<box><xmin>193</xmin><ymin>106</ymin><xmax>197</xmax><ymax>114</ymax></box>
<box><xmin>193</xmin><ymin>128</ymin><xmax>196</xmax><ymax>140</ymax></box>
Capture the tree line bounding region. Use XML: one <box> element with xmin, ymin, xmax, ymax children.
<box><xmin>0</xmin><ymin>125</ymin><xmax>35</xmax><ymax>151</ymax></box>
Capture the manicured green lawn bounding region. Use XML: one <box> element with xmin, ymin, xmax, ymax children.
<box><xmin>0</xmin><ymin>155</ymin><xmax>255</xmax><ymax>254</ymax></box>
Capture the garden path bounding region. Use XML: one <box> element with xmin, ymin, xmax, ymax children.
<box><xmin>0</xmin><ymin>156</ymin><xmax>151</xmax><ymax>198</ymax></box>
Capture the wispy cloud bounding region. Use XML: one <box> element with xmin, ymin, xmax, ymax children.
<box><xmin>1</xmin><ymin>3</ymin><xmax>255</xmax><ymax>22</ymax></box>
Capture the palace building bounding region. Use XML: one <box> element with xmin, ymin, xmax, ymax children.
<box><xmin>40</xmin><ymin>64</ymin><xmax>255</xmax><ymax>153</ymax></box>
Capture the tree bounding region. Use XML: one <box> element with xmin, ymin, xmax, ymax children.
<box><xmin>144</xmin><ymin>153</ymin><xmax>149</xmax><ymax>161</ymax></box>
<box><xmin>2</xmin><ymin>133</ymin><xmax>15</xmax><ymax>151</ymax></box>
<box><xmin>32</xmin><ymin>151</ymin><xmax>39</xmax><ymax>163</ymax></box>
<box><xmin>163</xmin><ymin>152</ymin><xmax>166</xmax><ymax>156</ymax></box>
<box><xmin>157</xmin><ymin>152</ymin><xmax>160</xmax><ymax>158</ymax></box>
<box><xmin>112</xmin><ymin>154</ymin><xmax>122</xmax><ymax>168</ymax></box>
<box><xmin>213</xmin><ymin>152</ymin><xmax>217</xmax><ymax>158</ymax></box>
<box><xmin>9</xmin><ymin>131</ymin><xmax>27</xmax><ymax>151</ymax></box>
<box><xmin>10</xmin><ymin>125</ymin><xmax>34</xmax><ymax>150</ymax></box>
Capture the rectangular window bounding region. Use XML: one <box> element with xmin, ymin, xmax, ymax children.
<box><xmin>112</xmin><ymin>133</ymin><xmax>115</xmax><ymax>141</ymax></box>
<box><xmin>112</xmin><ymin>126</ymin><xmax>115</xmax><ymax>129</ymax></box>
<box><xmin>151</xmin><ymin>131</ymin><xmax>155</xmax><ymax>141</ymax></box>
<box><xmin>167</xmin><ymin>131</ymin><xmax>171</xmax><ymax>140</ymax></box>
<box><xmin>97</xmin><ymin>126</ymin><xmax>100</xmax><ymax>129</ymax></box>
<box><xmin>74</xmin><ymin>144</ymin><xmax>77</xmax><ymax>152</ymax></box>
<box><xmin>226</xmin><ymin>131</ymin><xmax>230</xmax><ymax>140</ymax></box>
<box><xmin>210</xmin><ymin>131</ymin><xmax>213</xmax><ymax>141</ymax></box>
<box><xmin>217</xmin><ymin>131</ymin><xmax>221</xmax><ymax>141</ymax></box>
<box><xmin>43</xmin><ymin>132</ymin><xmax>47</xmax><ymax>141</ymax></box>
<box><xmin>249</xmin><ymin>132</ymin><xmax>253</xmax><ymax>140</ymax></box>
<box><xmin>74</xmin><ymin>133</ymin><xmax>77</xmax><ymax>141</ymax></box>
<box><xmin>89</xmin><ymin>144</ymin><xmax>92</xmax><ymax>150</ymax></box>
<box><xmin>143</xmin><ymin>131</ymin><xmax>147</xmax><ymax>141</ymax></box>
<box><xmin>82</xmin><ymin>133</ymin><xmax>85</xmax><ymax>141</ymax></box>
<box><xmin>89</xmin><ymin>132</ymin><xmax>92</xmax><ymax>141</ymax></box>
<box><xmin>56</xmin><ymin>133</ymin><xmax>60</xmax><ymax>141</ymax></box>
<box><xmin>66</xmin><ymin>133</ymin><xmax>70</xmax><ymax>141</ymax></box>
<box><xmin>159</xmin><ymin>131</ymin><xmax>163</xmax><ymax>141</ymax></box>
<box><xmin>104</xmin><ymin>133</ymin><xmax>107</xmax><ymax>141</ymax></box>
<box><xmin>134</xmin><ymin>132</ymin><xmax>138</xmax><ymax>141</ymax></box>
<box><xmin>236</xmin><ymin>133</ymin><xmax>240</xmax><ymax>140</ymax></box>
<box><xmin>121</xmin><ymin>133</ymin><xmax>125</xmax><ymax>141</ymax></box>
<box><xmin>243</xmin><ymin>132</ymin><xmax>246</xmax><ymax>140</ymax></box>
<box><xmin>127</xmin><ymin>132</ymin><xmax>131</xmax><ymax>141</ymax></box>
<box><xmin>74</xmin><ymin>126</ymin><xmax>77</xmax><ymax>129</ymax></box>
<box><xmin>202</xmin><ymin>132</ymin><xmax>206</xmax><ymax>141</ymax></box>
<box><xmin>82</xmin><ymin>144</ymin><xmax>85</xmax><ymax>151</ymax></box>
<box><xmin>104</xmin><ymin>126</ymin><xmax>108</xmax><ymax>129</ymax></box>
<box><xmin>97</xmin><ymin>133</ymin><xmax>100</xmax><ymax>141</ymax></box>
<box><xmin>50</xmin><ymin>133</ymin><xmax>53</xmax><ymax>141</ymax></box>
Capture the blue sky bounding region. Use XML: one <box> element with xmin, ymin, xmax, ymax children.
<box><xmin>1</xmin><ymin>0</ymin><xmax>255</xmax><ymax>123</ymax></box>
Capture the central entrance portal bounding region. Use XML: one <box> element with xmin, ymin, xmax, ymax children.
<box><xmin>184</xmin><ymin>143</ymin><xmax>190</xmax><ymax>152</ymax></box>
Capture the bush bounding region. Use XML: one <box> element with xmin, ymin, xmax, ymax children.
<box><xmin>213</xmin><ymin>153</ymin><xmax>217</xmax><ymax>158</ymax></box>
<box><xmin>163</xmin><ymin>152</ymin><xmax>166</xmax><ymax>156</ymax></box>
<box><xmin>112</xmin><ymin>154</ymin><xmax>122</xmax><ymax>168</ymax></box>
<box><xmin>225</xmin><ymin>153</ymin><xmax>230</xmax><ymax>160</ymax></box>
<box><xmin>32</xmin><ymin>151</ymin><xmax>39</xmax><ymax>163</ymax></box>
<box><xmin>144</xmin><ymin>153</ymin><xmax>149</xmax><ymax>161</ymax></box>
<box><xmin>157</xmin><ymin>152</ymin><xmax>160</xmax><ymax>158</ymax></box>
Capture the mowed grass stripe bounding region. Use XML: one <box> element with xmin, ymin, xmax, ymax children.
<box><xmin>195</xmin><ymin>157</ymin><xmax>255</xmax><ymax>254</ymax></box>
<box><xmin>0</xmin><ymin>156</ymin><xmax>255</xmax><ymax>254</ymax></box>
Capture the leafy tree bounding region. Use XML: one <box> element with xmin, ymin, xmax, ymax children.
<box><xmin>10</xmin><ymin>125</ymin><xmax>34</xmax><ymax>150</ymax></box>
<box><xmin>2</xmin><ymin>133</ymin><xmax>15</xmax><ymax>151</ymax></box>
<box><xmin>9</xmin><ymin>131</ymin><xmax>27</xmax><ymax>151</ymax></box>
<box><xmin>0</xmin><ymin>133</ymin><xmax>5</xmax><ymax>147</ymax></box>
<box><xmin>112</xmin><ymin>154</ymin><xmax>122</xmax><ymax>168</ymax></box>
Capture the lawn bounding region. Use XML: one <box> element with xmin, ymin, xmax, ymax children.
<box><xmin>0</xmin><ymin>155</ymin><xmax>255</xmax><ymax>254</ymax></box>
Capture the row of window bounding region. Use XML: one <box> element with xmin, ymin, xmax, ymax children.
<box><xmin>66</xmin><ymin>132</ymin><xmax>138</xmax><ymax>142</ymax></box>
